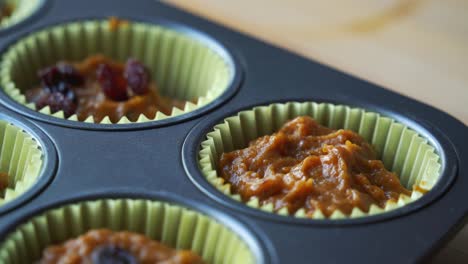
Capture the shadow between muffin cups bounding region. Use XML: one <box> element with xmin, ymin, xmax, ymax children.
<box><xmin>0</xmin><ymin>191</ymin><xmax>270</xmax><ymax>264</ymax></box>
<box><xmin>0</xmin><ymin>17</ymin><xmax>241</xmax><ymax>130</ymax></box>
<box><xmin>182</xmin><ymin>101</ymin><xmax>457</xmax><ymax>224</ymax></box>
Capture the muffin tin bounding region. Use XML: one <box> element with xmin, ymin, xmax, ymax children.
<box><xmin>0</xmin><ymin>0</ymin><xmax>466</xmax><ymax>263</ymax></box>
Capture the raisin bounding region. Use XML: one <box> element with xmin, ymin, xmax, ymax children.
<box><xmin>91</xmin><ymin>245</ymin><xmax>138</xmax><ymax>264</ymax></box>
<box><xmin>38</xmin><ymin>63</ymin><xmax>83</xmax><ymax>107</ymax></box>
<box><xmin>35</xmin><ymin>92</ymin><xmax>77</xmax><ymax>118</ymax></box>
<box><xmin>43</xmin><ymin>82</ymin><xmax>77</xmax><ymax>104</ymax></box>
<box><xmin>124</xmin><ymin>58</ymin><xmax>149</xmax><ymax>95</ymax></box>
<box><xmin>57</xmin><ymin>64</ymin><xmax>84</xmax><ymax>86</ymax></box>
<box><xmin>96</xmin><ymin>64</ymin><xmax>128</xmax><ymax>101</ymax></box>
<box><xmin>38</xmin><ymin>66</ymin><xmax>61</xmax><ymax>88</ymax></box>
<box><xmin>49</xmin><ymin>81</ymin><xmax>70</xmax><ymax>94</ymax></box>
<box><xmin>39</xmin><ymin>64</ymin><xmax>84</xmax><ymax>87</ymax></box>
<box><xmin>65</xmin><ymin>88</ymin><xmax>77</xmax><ymax>103</ymax></box>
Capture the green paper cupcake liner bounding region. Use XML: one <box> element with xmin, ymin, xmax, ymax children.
<box><xmin>0</xmin><ymin>19</ymin><xmax>233</xmax><ymax>124</ymax></box>
<box><xmin>0</xmin><ymin>119</ymin><xmax>43</xmax><ymax>207</ymax></box>
<box><xmin>0</xmin><ymin>198</ymin><xmax>256</xmax><ymax>264</ymax></box>
<box><xmin>198</xmin><ymin>102</ymin><xmax>442</xmax><ymax>219</ymax></box>
<box><xmin>0</xmin><ymin>0</ymin><xmax>42</xmax><ymax>29</ymax></box>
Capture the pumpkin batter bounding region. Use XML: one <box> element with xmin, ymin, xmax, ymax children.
<box><xmin>218</xmin><ymin>116</ymin><xmax>411</xmax><ymax>217</ymax></box>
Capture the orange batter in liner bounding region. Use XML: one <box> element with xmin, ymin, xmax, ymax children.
<box><xmin>26</xmin><ymin>55</ymin><xmax>187</xmax><ymax>123</ymax></box>
<box><xmin>218</xmin><ymin>116</ymin><xmax>411</xmax><ymax>217</ymax></box>
<box><xmin>38</xmin><ymin>229</ymin><xmax>205</xmax><ymax>264</ymax></box>
<box><xmin>0</xmin><ymin>4</ymin><xmax>13</xmax><ymax>21</ymax></box>
<box><xmin>0</xmin><ymin>172</ymin><xmax>8</xmax><ymax>194</ymax></box>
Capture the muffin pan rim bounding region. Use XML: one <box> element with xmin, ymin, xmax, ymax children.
<box><xmin>0</xmin><ymin>110</ymin><xmax>57</xmax><ymax>215</ymax></box>
<box><xmin>0</xmin><ymin>0</ymin><xmax>49</xmax><ymax>35</ymax></box>
<box><xmin>0</xmin><ymin>189</ymin><xmax>275</xmax><ymax>264</ymax></box>
<box><xmin>0</xmin><ymin>15</ymin><xmax>243</xmax><ymax>131</ymax></box>
<box><xmin>182</xmin><ymin>98</ymin><xmax>458</xmax><ymax>226</ymax></box>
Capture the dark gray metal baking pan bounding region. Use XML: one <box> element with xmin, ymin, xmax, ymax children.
<box><xmin>0</xmin><ymin>0</ymin><xmax>466</xmax><ymax>263</ymax></box>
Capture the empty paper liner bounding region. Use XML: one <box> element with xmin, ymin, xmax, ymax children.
<box><xmin>198</xmin><ymin>102</ymin><xmax>442</xmax><ymax>219</ymax></box>
<box><xmin>0</xmin><ymin>198</ymin><xmax>256</xmax><ymax>263</ymax></box>
<box><xmin>0</xmin><ymin>119</ymin><xmax>43</xmax><ymax>208</ymax></box>
<box><xmin>0</xmin><ymin>19</ymin><xmax>233</xmax><ymax>124</ymax></box>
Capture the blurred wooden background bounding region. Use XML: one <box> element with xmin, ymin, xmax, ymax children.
<box><xmin>165</xmin><ymin>0</ymin><xmax>468</xmax><ymax>262</ymax></box>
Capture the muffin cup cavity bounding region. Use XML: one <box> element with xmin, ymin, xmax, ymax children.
<box><xmin>0</xmin><ymin>0</ymin><xmax>43</xmax><ymax>30</ymax></box>
<box><xmin>0</xmin><ymin>197</ymin><xmax>259</xmax><ymax>263</ymax></box>
<box><xmin>197</xmin><ymin>102</ymin><xmax>442</xmax><ymax>219</ymax></box>
<box><xmin>0</xmin><ymin>116</ymin><xmax>45</xmax><ymax>211</ymax></box>
<box><xmin>0</xmin><ymin>19</ymin><xmax>237</xmax><ymax>126</ymax></box>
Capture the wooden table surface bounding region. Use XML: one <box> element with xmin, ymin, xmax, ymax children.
<box><xmin>165</xmin><ymin>0</ymin><xmax>468</xmax><ymax>262</ymax></box>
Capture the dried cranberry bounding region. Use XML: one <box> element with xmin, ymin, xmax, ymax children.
<box><xmin>91</xmin><ymin>245</ymin><xmax>138</xmax><ymax>264</ymax></box>
<box><xmin>35</xmin><ymin>92</ymin><xmax>77</xmax><ymax>118</ymax></box>
<box><xmin>96</xmin><ymin>64</ymin><xmax>128</xmax><ymax>101</ymax></box>
<box><xmin>124</xmin><ymin>58</ymin><xmax>149</xmax><ymax>95</ymax></box>
<box><xmin>57</xmin><ymin>64</ymin><xmax>84</xmax><ymax>86</ymax></box>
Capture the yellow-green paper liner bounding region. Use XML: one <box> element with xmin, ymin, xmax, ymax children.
<box><xmin>198</xmin><ymin>102</ymin><xmax>442</xmax><ymax>219</ymax></box>
<box><xmin>0</xmin><ymin>0</ymin><xmax>41</xmax><ymax>29</ymax></box>
<box><xmin>0</xmin><ymin>198</ymin><xmax>256</xmax><ymax>263</ymax></box>
<box><xmin>0</xmin><ymin>119</ymin><xmax>43</xmax><ymax>207</ymax></box>
<box><xmin>0</xmin><ymin>19</ymin><xmax>233</xmax><ymax>124</ymax></box>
